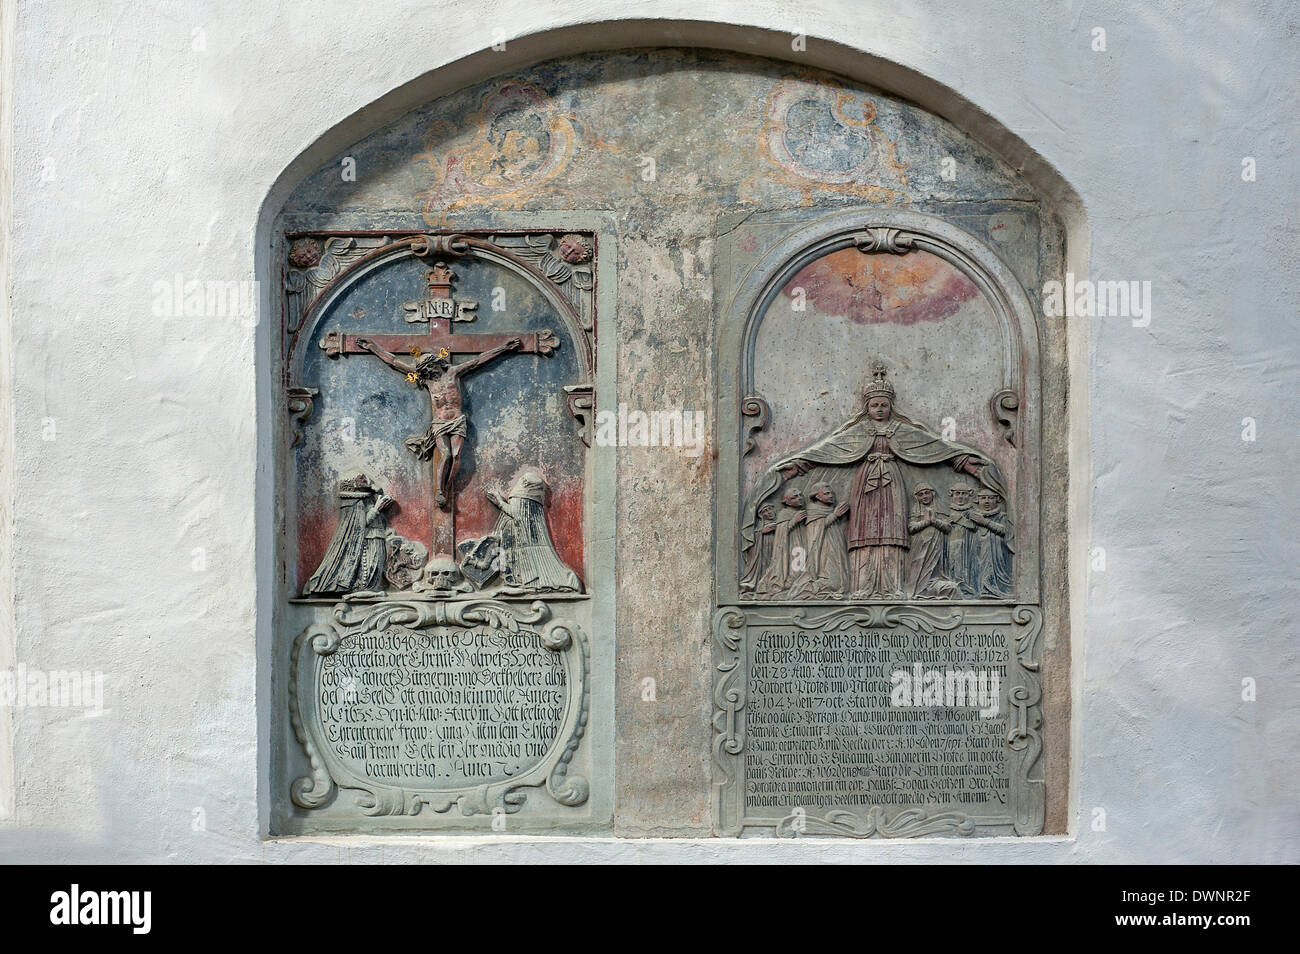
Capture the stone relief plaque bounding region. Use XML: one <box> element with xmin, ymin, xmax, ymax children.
<box><xmin>714</xmin><ymin>209</ymin><xmax>1046</xmax><ymax>837</ymax></box>
<box><xmin>275</xmin><ymin>226</ymin><xmax>613</xmax><ymax>833</ymax></box>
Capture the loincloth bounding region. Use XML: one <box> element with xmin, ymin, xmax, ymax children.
<box><xmin>405</xmin><ymin>414</ymin><xmax>467</xmax><ymax>459</ymax></box>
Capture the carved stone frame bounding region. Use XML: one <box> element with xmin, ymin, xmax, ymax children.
<box><xmin>271</xmin><ymin>213</ymin><xmax>618</xmax><ymax>835</ymax></box>
<box><xmin>713</xmin><ymin>208</ymin><xmax>1048</xmax><ymax>837</ymax></box>
<box><xmin>283</xmin><ymin>228</ymin><xmax>598</xmax><ymax>447</ymax></box>
<box><xmin>716</xmin><ymin>207</ymin><xmax>1043</xmax><ymax>605</ymax></box>
<box><xmin>711</xmin><ymin>603</ymin><xmax>1044</xmax><ymax>837</ymax></box>
<box><xmin>291</xmin><ymin>598</ymin><xmax>590</xmax><ymax>817</ymax></box>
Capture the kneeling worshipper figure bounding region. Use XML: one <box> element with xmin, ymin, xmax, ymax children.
<box><xmin>483</xmin><ymin>469</ymin><xmax>581</xmax><ymax>595</ymax></box>
<box><xmin>301</xmin><ymin>474</ymin><xmax>395</xmax><ymax>599</ymax></box>
<box><xmin>906</xmin><ymin>482</ymin><xmax>961</xmax><ymax>599</ymax></box>
<box><xmin>740</xmin><ymin>503</ymin><xmax>779</xmax><ymax>595</ymax></box>
<box><xmin>758</xmin><ymin>486</ymin><xmax>808</xmax><ymax>597</ymax></box>
<box><xmin>970</xmin><ymin>488</ymin><xmax>1015</xmax><ymax>597</ymax></box>
<box><xmin>790</xmin><ymin>482</ymin><xmax>851</xmax><ymax>598</ymax></box>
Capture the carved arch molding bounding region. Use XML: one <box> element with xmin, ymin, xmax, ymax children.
<box><xmin>283</xmin><ymin>231</ymin><xmax>597</xmax><ymax>448</ymax></box>
<box><xmin>734</xmin><ymin>210</ymin><xmax>1040</xmax><ymax>458</ymax></box>
<box><xmin>714</xmin><ymin>207</ymin><xmax>1048</xmax><ymax>837</ymax></box>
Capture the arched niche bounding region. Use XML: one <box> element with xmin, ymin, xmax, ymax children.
<box><xmin>721</xmin><ymin>207</ymin><xmax>1043</xmax><ymax>605</ymax></box>
<box><xmin>256</xmin><ymin>30</ymin><xmax>1084</xmax><ymax>840</ymax></box>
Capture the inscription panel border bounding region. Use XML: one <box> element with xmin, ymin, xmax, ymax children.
<box><xmin>271</xmin><ymin>212</ymin><xmax>618</xmax><ymax>836</ymax></box>
<box><xmin>292</xmin><ymin>598</ymin><xmax>590</xmax><ymax>819</ymax></box>
<box><xmin>712</xmin><ymin>603</ymin><xmax>1044</xmax><ymax>838</ymax></box>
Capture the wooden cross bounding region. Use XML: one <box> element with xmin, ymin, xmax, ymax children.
<box><xmin>320</xmin><ymin>264</ymin><xmax>558</xmax><ymax>558</ymax></box>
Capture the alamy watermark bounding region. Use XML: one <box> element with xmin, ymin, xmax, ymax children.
<box><xmin>50</xmin><ymin>885</ymin><xmax>150</xmax><ymax>934</ymax></box>
<box><xmin>0</xmin><ymin>664</ymin><xmax>104</xmax><ymax>716</ymax></box>
<box><xmin>890</xmin><ymin>663</ymin><xmax>1000</xmax><ymax>717</ymax></box>
<box><xmin>593</xmin><ymin>404</ymin><xmax>706</xmax><ymax>457</ymax></box>
<box><xmin>1042</xmin><ymin>272</ymin><xmax>1151</xmax><ymax>326</ymax></box>
<box><xmin>151</xmin><ymin>273</ymin><xmax>259</xmax><ymax>326</ymax></box>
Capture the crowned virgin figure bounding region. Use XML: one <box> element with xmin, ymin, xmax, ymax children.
<box><xmin>741</xmin><ymin>363</ymin><xmax>1008</xmax><ymax>600</ymax></box>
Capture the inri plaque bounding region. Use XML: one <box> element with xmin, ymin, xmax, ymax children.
<box><xmin>714</xmin><ymin>209</ymin><xmax>1046</xmax><ymax>837</ymax></box>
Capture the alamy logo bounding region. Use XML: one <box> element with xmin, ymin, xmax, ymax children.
<box><xmin>592</xmin><ymin>403</ymin><xmax>707</xmax><ymax>457</ymax></box>
<box><xmin>0</xmin><ymin>664</ymin><xmax>103</xmax><ymax>716</ymax></box>
<box><xmin>890</xmin><ymin>663</ymin><xmax>1001</xmax><ymax>717</ymax></box>
<box><xmin>50</xmin><ymin>885</ymin><xmax>151</xmax><ymax>934</ymax></box>
<box><xmin>1041</xmin><ymin>272</ymin><xmax>1152</xmax><ymax>326</ymax></box>
<box><xmin>151</xmin><ymin>273</ymin><xmax>259</xmax><ymax>325</ymax></box>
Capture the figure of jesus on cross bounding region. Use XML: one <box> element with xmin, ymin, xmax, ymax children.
<box><xmin>320</xmin><ymin>262</ymin><xmax>558</xmax><ymax>556</ymax></box>
<box><xmin>357</xmin><ymin>336</ymin><xmax>526</xmax><ymax>509</ymax></box>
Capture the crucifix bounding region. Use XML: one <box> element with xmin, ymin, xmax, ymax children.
<box><xmin>320</xmin><ymin>262</ymin><xmax>558</xmax><ymax>557</ymax></box>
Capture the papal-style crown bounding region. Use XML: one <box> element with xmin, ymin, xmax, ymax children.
<box><xmin>863</xmin><ymin>361</ymin><xmax>895</xmax><ymax>400</ymax></box>
<box><xmin>340</xmin><ymin>474</ymin><xmax>375</xmax><ymax>493</ymax></box>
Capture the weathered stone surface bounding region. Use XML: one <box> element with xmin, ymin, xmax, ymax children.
<box><xmin>275</xmin><ymin>227</ymin><xmax>615</xmax><ymax>833</ymax></box>
<box><xmin>273</xmin><ymin>50</ymin><xmax>1070</xmax><ymax>837</ymax></box>
<box><xmin>712</xmin><ymin>204</ymin><xmax>1055</xmax><ymax>837</ymax></box>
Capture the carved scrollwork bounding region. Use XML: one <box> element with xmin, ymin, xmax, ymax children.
<box><xmin>289</xmin><ymin>622</ymin><xmax>338</xmax><ymax>809</ymax></box>
<box><xmin>740</xmin><ymin>395</ymin><xmax>770</xmax><ymax>456</ymax></box>
<box><xmin>1009</xmin><ymin>604</ymin><xmax>1044</xmax><ymax>835</ymax></box>
<box><xmin>712</xmin><ymin>607</ymin><xmax>748</xmax><ymax>825</ymax></box>
<box><xmin>775</xmin><ymin>806</ymin><xmax>977</xmax><ymax>839</ymax></box>
<box><xmin>563</xmin><ymin>383</ymin><xmax>595</xmax><ymax>447</ymax></box>
<box><xmin>544</xmin><ymin>622</ymin><xmax>590</xmax><ymax>807</ymax></box>
<box><xmin>332</xmin><ymin>597</ymin><xmax>551</xmax><ymax>635</ymax></box>
<box><xmin>410</xmin><ymin>233</ymin><xmax>469</xmax><ymax>257</ymax></box>
<box><xmin>291</xmin><ymin>600</ymin><xmax>589</xmax><ymax>818</ymax></box>
<box><xmin>541</xmin><ymin>621</ymin><xmax>573</xmax><ymax>650</ymax></box>
<box><xmin>786</xmin><ymin>604</ymin><xmax>964</xmax><ymax>634</ymax></box>
<box><xmin>1012</xmin><ymin>604</ymin><xmax>1043</xmax><ymax>671</ymax></box>
<box><xmin>286</xmin><ymin>385</ymin><xmax>318</xmax><ymax>448</ymax></box>
<box><xmin>991</xmin><ymin>388</ymin><xmax>1020</xmax><ymax>446</ymax></box>
<box><xmin>853</xmin><ymin>227</ymin><xmax>917</xmax><ymax>255</ymax></box>
<box><xmin>1008</xmin><ymin>605</ymin><xmax>1044</xmax><ymax>753</ymax></box>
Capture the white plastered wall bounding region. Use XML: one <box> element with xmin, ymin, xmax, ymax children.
<box><xmin>0</xmin><ymin>1</ymin><xmax>1295</xmax><ymax>863</ymax></box>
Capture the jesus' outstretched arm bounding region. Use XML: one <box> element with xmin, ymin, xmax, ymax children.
<box><xmin>448</xmin><ymin>337</ymin><xmax>524</xmax><ymax>379</ymax></box>
<box><xmin>355</xmin><ymin>338</ymin><xmax>416</xmax><ymax>374</ymax></box>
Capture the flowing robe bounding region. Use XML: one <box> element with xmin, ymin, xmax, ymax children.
<box><xmin>494</xmin><ymin>493</ymin><xmax>581</xmax><ymax>593</ymax></box>
<box><xmin>302</xmin><ymin>492</ymin><xmax>389</xmax><ymax>596</ymax></box>
<box><xmin>759</xmin><ymin>504</ymin><xmax>806</xmax><ymax>596</ymax></box>
<box><xmin>791</xmin><ymin>500</ymin><xmax>850</xmax><ymax>597</ymax></box>
<box><xmin>740</xmin><ymin>515</ymin><xmax>777</xmax><ymax>594</ymax></box>
<box><xmin>741</xmin><ymin>413</ymin><xmax>1007</xmax><ymax>596</ymax></box>
<box><xmin>971</xmin><ymin>507</ymin><xmax>1015</xmax><ymax>597</ymax></box>
<box><xmin>846</xmin><ymin>430</ymin><xmax>910</xmax><ymax>596</ymax></box>
<box><xmin>945</xmin><ymin>505</ymin><xmax>980</xmax><ymax>597</ymax></box>
<box><xmin>907</xmin><ymin>506</ymin><xmax>959</xmax><ymax>599</ymax></box>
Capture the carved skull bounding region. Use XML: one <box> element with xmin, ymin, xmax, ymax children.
<box><xmin>416</xmin><ymin>556</ymin><xmax>468</xmax><ymax>596</ymax></box>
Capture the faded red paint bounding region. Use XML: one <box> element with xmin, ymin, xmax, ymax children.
<box><xmin>455</xmin><ymin>470</ymin><xmax>585</xmax><ymax>580</ymax></box>
<box><xmin>545</xmin><ymin>474</ymin><xmax>586</xmax><ymax>581</ymax></box>
<box><xmin>297</xmin><ymin>474</ymin><xmax>431</xmax><ymax>587</ymax></box>
<box><xmin>386</xmin><ymin>475</ymin><xmax>432</xmax><ymax>550</ymax></box>
<box><xmin>782</xmin><ymin>248</ymin><xmax>978</xmax><ymax>324</ymax></box>
<box><xmin>297</xmin><ymin>504</ymin><xmax>336</xmax><ymax>589</ymax></box>
<box><xmin>301</xmin><ymin>470</ymin><xmax>585</xmax><ymax>588</ymax></box>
